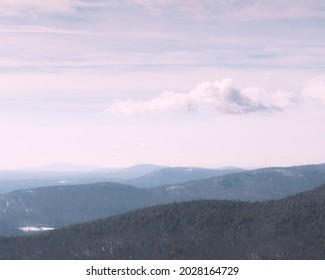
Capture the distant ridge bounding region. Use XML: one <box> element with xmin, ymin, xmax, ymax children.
<box><xmin>153</xmin><ymin>163</ymin><xmax>325</xmax><ymax>201</ymax></box>
<box><xmin>123</xmin><ymin>166</ymin><xmax>244</xmax><ymax>188</ymax></box>
<box><xmin>108</xmin><ymin>164</ymin><xmax>166</xmax><ymax>179</ymax></box>
<box><xmin>25</xmin><ymin>163</ymin><xmax>102</xmax><ymax>172</ymax></box>
<box><xmin>0</xmin><ymin>163</ymin><xmax>166</xmax><ymax>194</ymax></box>
<box><xmin>0</xmin><ymin>164</ymin><xmax>241</xmax><ymax>194</ymax></box>
<box><xmin>22</xmin><ymin>163</ymin><xmax>165</xmax><ymax>175</ymax></box>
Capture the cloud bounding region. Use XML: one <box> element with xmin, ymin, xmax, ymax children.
<box><xmin>2</xmin><ymin>0</ymin><xmax>325</xmax><ymax>20</ymax></box>
<box><xmin>107</xmin><ymin>79</ymin><xmax>297</xmax><ymax>116</ymax></box>
<box><xmin>302</xmin><ymin>76</ymin><xmax>325</xmax><ymax>104</ymax></box>
<box><xmin>0</xmin><ymin>0</ymin><xmax>106</xmax><ymax>16</ymax></box>
<box><xmin>132</xmin><ymin>0</ymin><xmax>325</xmax><ymax>20</ymax></box>
<box><xmin>108</xmin><ymin>92</ymin><xmax>195</xmax><ymax>116</ymax></box>
<box><xmin>0</xmin><ymin>25</ymin><xmax>88</xmax><ymax>35</ymax></box>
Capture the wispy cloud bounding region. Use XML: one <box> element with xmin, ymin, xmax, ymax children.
<box><xmin>132</xmin><ymin>0</ymin><xmax>325</xmax><ymax>20</ymax></box>
<box><xmin>3</xmin><ymin>0</ymin><xmax>324</xmax><ymax>20</ymax></box>
<box><xmin>1</xmin><ymin>0</ymin><xmax>324</xmax><ymax>75</ymax></box>
<box><xmin>0</xmin><ymin>0</ymin><xmax>106</xmax><ymax>16</ymax></box>
<box><xmin>106</xmin><ymin>79</ymin><xmax>297</xmax><ymax>116</ymax></box>
<box><xmin>0</xmin><ymin>25</ymin><xmax>89</xmax><ymax>35</ymax></box>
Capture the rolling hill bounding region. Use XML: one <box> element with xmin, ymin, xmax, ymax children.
<box><xmin>153</xmin><ymin>163</ymin><xmax>325</xmax><ymax>201</ymax></box>
<box><xmin>0</xmin><ymin>164</ymin><xmax>165</xmax><ymax>194</ymax></box>
<box><xmin>1</xmin><ymin>163</ymin><xmax>325</xmax><ymax>236</ymax></box>
<box><xmin>0</xmin><ymin>164</ymin><xmax>239</xmax><ymax>194</ymax></box>
<box><xmin>0</xmin><ymin>182</ymin><xmax>157</xmax><ymax>236</ymax></box>
<box><xmin>122</xmin><ymin>167</ymin><xmax>244</xmax><ymax>188</ymax></box>
<box><xmin>0</xmin><ymin>184</ymin><xmax>324</xmax><ymax>259</ymax></box>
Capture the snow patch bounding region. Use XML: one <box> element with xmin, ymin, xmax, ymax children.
<box><xmin>166</xmin><ymin>185</ymin><xmax>183</xmax><ymax>191</ymax></box>
<box><xmin>59</xmin><ymin>180</ymin><xmax>69</xmax><ymax>184</ymax></box>
<box><xmin>272</xmin><ymin>169</ymin><xmax>296</xmax><ymax>176</ymax></box>
<box><xmin>186</xmin><ymin>168</ymin><xmax>193</xmax><ymax>172</ymax></box>
<box><xmin>19</xmin><ymin>226</ymin><xmax>55</xmax><ymax>232</ymax></box>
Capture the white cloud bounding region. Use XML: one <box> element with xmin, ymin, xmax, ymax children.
<box><xmin>108</xmin><ymin>92</ymin><xmax>195</xmax><ymax>116</ymax></box>
<box><xmin>302</xmin><ymin>76</ymin><xmax>325</xmax><ymax>104</ymax></box>
<box><xmin>107</xmin><ymin>79</ymin><xmax>297</xmax><ymax>116</ymax></box>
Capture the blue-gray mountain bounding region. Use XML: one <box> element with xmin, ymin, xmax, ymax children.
<box><xmin>121</xmin><ymin>167</ymin><xmax>244</xmax><ymax>188</ymax></box>
<box><xmin>0</xmin><ymin>182</ymin><xmax>156</xmax><ymax>236</ymax></box>
<box><xmin>0</xmin><ymin>163</ymin><xmax>325</xmax><ymax>236</ymax></box>
<box><xmin>0</xmin><ymin>184</ymin><xmax>324</xmax><ymax>259</ymax></box>
<box><xmin>153</xmin><ymin>163</ymin><xmax>325</xmax><ymax>201</ymax></box>
<box><xmin>0</xmin><ymin>164</ymin><xmax>239</xmax><ymax>194</ymax></box>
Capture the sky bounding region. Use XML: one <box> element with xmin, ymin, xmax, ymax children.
<box><xmin>1</xmin><ymin>0</ymin><xmax>325</xmax><ymax>170</ymax></box>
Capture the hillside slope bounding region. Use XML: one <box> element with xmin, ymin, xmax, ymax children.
<box><xmin>0</xmin><ymin>184</ymin><xmax>324</xmax><ymax>260</ymax></box>
<box><xmin>0</xmin><ymin>182</ymin><xmax>157</xmax><ymax>236</ymax></box>
<box><xmin>153</xmin><ymin>163</ymin><xmax>325</xmax><ymax>201</ymax></box>
<box><xmin>123</xmin><ymin>167</ymin><xmax>244</xmax><ymax>188</ymax></box>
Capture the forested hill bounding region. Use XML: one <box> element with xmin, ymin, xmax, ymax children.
<box><xmin>1</xmin><ymin>163</ymin><xmax>325</xmax><ymax>237</ymax></box>
<box><xmin>153</xmin><ymin>163</ymin><xmax>325</xmax><ymax>201</ymax></box>
<box><xmin>0</xmin><ymin>184</ymin><xmax>324</xmax><ymax>260</ymax></box>
<box><xmin>0</xmin><ymin>182</ymin><xmax>158</xmax><ymax>236</ymax></box>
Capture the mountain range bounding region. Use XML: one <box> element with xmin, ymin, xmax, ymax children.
<box><xmin>0</xmin><ymin>183</ymin><xmax>324</xmax><ymax>259</ymax></box>
<box><xmin>120</xmin><ymin>166</ymin><xmax>244</xmax><ymax>188</ymax></box>
<box><xmin>1</xmin><ymin>163</ymin><xmax>325</xmax><ymax>236</ymax></box>
<box><xmin>153</xmin><ymin>163</ymin><xmax>325</xmax><ymax>201</ymax></box>
<box><xmin>0</xmin><ymin>164</ymin><xmax>240</xmax><ymax>194</ymax></box>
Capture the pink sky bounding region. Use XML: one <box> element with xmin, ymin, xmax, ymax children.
<box><xmin>1</xmin><ymin>0</ymin><xmax>325</xmax><ymax>169</ymax></box>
